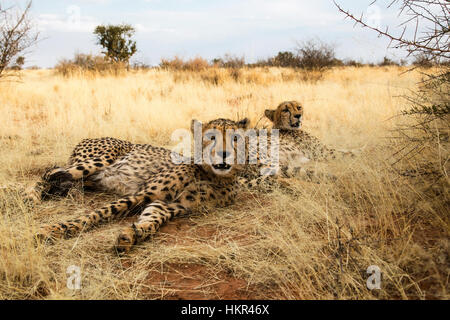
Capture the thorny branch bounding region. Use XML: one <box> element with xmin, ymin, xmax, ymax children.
<box><xmin>333</xmin><ymin>0</ymin><xmax>449</xmax><ymax>61</ymax></box>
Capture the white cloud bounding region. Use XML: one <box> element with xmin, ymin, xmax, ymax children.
<box><xmin>37</xmin><ymin>7</ymin><xmax>99</xmax><ymax>33</ymax></box>
<box><xmin>129</xmin><ymin>0</ymin><xmax>343</xmax><ymax>42</ymax></box>
<box><xmin>134</xmin><ymin>23</ymin><xmax>175</xmax><ymax>34</ymax></box>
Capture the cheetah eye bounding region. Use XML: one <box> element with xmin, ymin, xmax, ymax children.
<box><xmin>282</xmin><ymin>108</ymin><xmax>289</xmax><ymax>113</ymax></box>
<box><xmin>204</xmin><ymin>132</ymin><xmax>217</xmax><ymax>141</ymax></box>
<box><xmin>297</xmin><ymin>106</ymin><xmax>302</xmax><ymax>110</ymax></box>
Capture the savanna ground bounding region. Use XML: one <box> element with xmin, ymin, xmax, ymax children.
<box><xmin>0</xmin><ymin>66</ymin><xmax>448</xmax><ymax>299</ymax></box>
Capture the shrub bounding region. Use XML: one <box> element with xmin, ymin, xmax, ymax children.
<box><xmin>412</xmin><ymin>54</ymin><xmax>435</xmax><ymax>68</ymax></box>
<box><xmin>378</xmin><ymin>56</ymin><xmax>400</xmax><ymax>67</ymax></box>
<box><xmin>272</xmin><ymin>51</ymin><xmax>300</xmax><ymax>68</ymax></box>
<box><xmin>344</xmin><ymin>59</ymin><xmax>364</xmax><ymax>67</ymax></box>
<box><xmin>185</xmin><ymin>57</ymin><xmax>210</xmax><ymax>71</ymax></box>
<box><xmin>131</xmin><ymin>61</ymin><xmax>151</xmax><ymax>70</ymax></box>
<box><xmin>55</xmin><ymin>53</ymin><xmax>125</xmax><ymax>77</ymax></box>
<box><xmin>295</xmin><ymin>39</ymin><xmax>337</xmax><ymax>70</ymax></box>
<box><xmin>335</xmin><ymin>2</ymin><xmax>449</xmax><ymax>244</ymax></box>
<box><xmin>160</xmin><ymin>56</ymin><xmax>210</xmax><ymax>71</ymax></box>
<box><xmin>212</xmin><ymin>54</ymin><xmax>245</xmax><ymax>68</ymax></box>
<box><xmin>160</xmin><ymin>56</ymin><xmax>185</xmax><ymax>70</ymax></box>
<box><xmin>13</xmin><ymin>56</ymin><xmax>25</xmax><ymax>70</ymax></box>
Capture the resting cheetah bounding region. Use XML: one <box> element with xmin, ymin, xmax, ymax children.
<box><xmin>265</xmin><ymin>100</ymin><xmax>353</xmax><ymax>162</ymax></box>
<box><xmin>240</xmin><ymin>100</ymin><xmax>354</xmax><ymax>188</ymax></box>
<box><xmin>35</xmin><ymin>118</ymin><xmax>250</xmax><ymax>253</ymax></box>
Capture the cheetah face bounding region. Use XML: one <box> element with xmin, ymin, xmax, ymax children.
<box><xmin>264</xmin><ymin>101</ymin><xmax>303</xmax><ymax>130</ymax></box>
<box><xmin>191</xmin><ymin>118</ymin><xmax>250</xmax><ymax>177</ymax></box>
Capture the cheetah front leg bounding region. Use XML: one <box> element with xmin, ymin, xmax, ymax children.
<box><xmin>29</xmin><ymin>138</ymin><xmax>132</xmax><ymax>202</ymax></box>
<box><xmin>25</xmin><ymin>157</ymin><xmax>117</xmax><ymax>202</ymax></box>
<box><xmin>239</xmin><ymin>175</ymin><xmax>280</xmax><ymax>191</ymax></box>
<box><xmin>36</xmin><ymin>193</ymin><xmax>147</xmax><ymax>243</ymax></box>
<box><xmin>115</xmin><ymin>200</ymin><xmax>188</xmax><ymax>254</ymax></box>
<box><xmin>42</xmin><ymin>156</ymin><xmax>116</xmax><ymax>196</ymax></box>
<box><xmin>22</xmin><ymin>166</ymin><xmax>73</xmax><ymax>203</ymax></box>
<box><xmin>239</xmin><ymin>161</ymin><xmax>286</xmax><ymax>191</ymax></box>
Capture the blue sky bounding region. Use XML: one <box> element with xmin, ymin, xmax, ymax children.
<box><xmin>9</xmin><ymin>0</ymin><xmax>411</xmax><ymax>67</ymax></box>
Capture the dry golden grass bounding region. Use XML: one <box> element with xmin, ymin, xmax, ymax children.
<box><xmin>0</xmin><ymin>66</ymin><xmax>448</xmax><ymax>299</ymax></box>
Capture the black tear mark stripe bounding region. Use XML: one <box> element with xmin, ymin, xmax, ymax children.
<box><xmin>287</xmin><ymin>108</ymin><xmax>296</xmax><ymax>127</ymax></box>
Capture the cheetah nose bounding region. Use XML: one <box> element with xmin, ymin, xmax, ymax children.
<box><xmin>294</xmin><ymin>114</ymin><xmax>302</xmax><ymax>119</ymax></box>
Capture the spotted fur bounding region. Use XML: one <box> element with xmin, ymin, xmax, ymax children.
<box><xmin>240</xmin><ymin>101</ymin><xmax>354</xmax><ymax>189</ymax></box>
<box><xmin>34</xmin><ymin>118</ymin><xmax>249</xmax><ymax>253</ymax></box>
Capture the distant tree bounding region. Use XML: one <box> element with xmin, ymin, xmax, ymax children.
<box><xmin>15</xmin><ymin>56</ymin><xmax>25</xmax><ymax>69</ymax></box>
<box><xmin>93</xmin><ymin>24</ymin><xmax>137</xmax><ymax>65</ymax></box>
<box><xmin>0</xmin><ymin>1</ymin><xmax>39</xmax><ymax>78</ymax></box>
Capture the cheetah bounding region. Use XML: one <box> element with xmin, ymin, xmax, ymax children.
<box><xmin>34</xmin><ymin>118</ymin><xmax>250</xmax><ymax>254</ymax></box>
<box><xmin>239</xmin><ymin>100</ymin><xmax>355</xmax><ymax>189</ymax></box>
<box><xmin>264</xmin><ymin>100</ymin><xmax>354</xmax><ymax>162</ymax></box>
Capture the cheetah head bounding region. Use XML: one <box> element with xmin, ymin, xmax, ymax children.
<box><xmin>264</xmin><ymin>101</ymin><xmax>303</xmax><ymax>130</ymax></box>
<box><xmin>191</xmin><ymin>117</ymin><xmax>250</xmax><ymax>178</ymax></box>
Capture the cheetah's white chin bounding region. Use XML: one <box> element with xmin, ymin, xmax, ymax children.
<box><xmin>211</xmin><ymin>164</ymin><xmax>233</xmax><ymax>175</ymax></box>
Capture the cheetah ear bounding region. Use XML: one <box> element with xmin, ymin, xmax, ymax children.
<box><xmin>265</xmin><ymin>109</ymin><xmax>275</xmax><ymax>122</ymax></box>
<box><xmin>191</xmin><ymin>119</ymin><xmax>199</xmax><ymax>134</ymax></box>
<box><xmin>237</xmin><ymin>118</ymin><xmax>250</xmax><ymax>129</ymax></box>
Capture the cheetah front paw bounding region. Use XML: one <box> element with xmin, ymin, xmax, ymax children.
<box><xmin>35</xmin><ymin>225</ymin><xmax>65</xmax><ymax>244</ymax></box>
<box><xmin>42</xmin><ymin>168</ymin><xmax>74</xmax><ymax>198</ymax></box>
<box><xmin>114</xmin><ymin>226</ymin><xmax>137</xmax><ymax>254</ymax></box>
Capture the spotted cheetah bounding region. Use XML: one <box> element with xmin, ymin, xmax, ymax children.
<box><xmin>264</xmin><ymin>100</ymin><xmax>353</xmax><ymax>162</ymax></box>
<box><xmin>35</xmin><ymin>118</ymin><xmax>250</xmax><ymax>254</ymax></box>
<box><xmin>240</xmin><ymin>100</ymin><xmax>355</xmax><ymax>188</ymax></box>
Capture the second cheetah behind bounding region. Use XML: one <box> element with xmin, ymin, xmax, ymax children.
<box><xmin>239</xmin><ymin>101</ymin><xmax>355</xmax><ymax>189</ymax></box>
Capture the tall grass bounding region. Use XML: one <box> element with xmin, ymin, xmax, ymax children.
<box><xmin>0</xmin><ymin>66</ymin><xmax>447</xmax><ymax>299</ymax></box>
